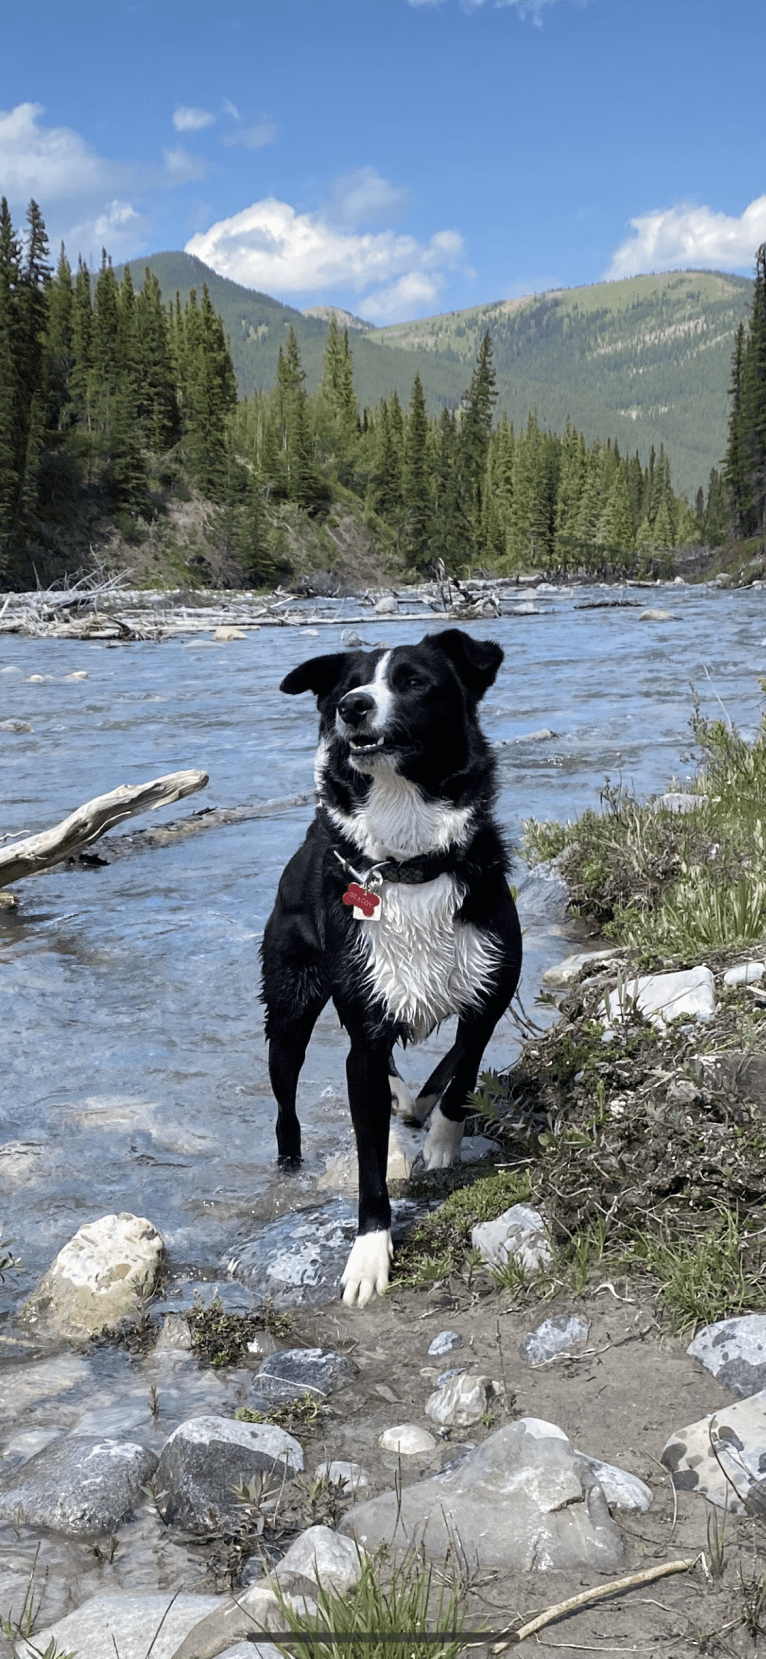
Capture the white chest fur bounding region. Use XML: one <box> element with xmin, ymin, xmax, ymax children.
<box><xmin>325</xmin><ymin>762</ymin><xmax>474</xmax><ymax>860</ymax></box>
<box><xmin>356</xmin><ymin>873</ymin><xmax>502</xmax><ymax>1041</ymax></box>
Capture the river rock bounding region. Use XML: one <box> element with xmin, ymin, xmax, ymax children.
<box><xmin>427</xmin><ymin>1329</ymin><xmax>463</xmax><ymax>1357</ymax></box>
<box><xmin>578</xmin><ymin>1456</ymin><xmax>652</xmax><ymax>1511</ymax></box>
<box><xmin>0</xmin><ymin>1434</ymin><xmax>157</xmax><ymax>1534</ymax></box>
<box><xmin>514</xmin><ymin>860</ymin><xmax>568</xmax><ymax>922</ymax></box>
<box><xmin>639</xmin><ymin>608</ymin><xmax>673</xmax><ymax>620</ymax></box>
<box><xmin>520</xmin><ymin>1314</ymin><xmax>591</xmax><ymax>1365</ymax></box>
<box><xmin>153</xmin><ymin>1416</ymin><xmax>304</xmax><ymax>1533</ymax></box>
<box><xmin>213</xmin><ymin>625</ymin><xmax>247</xmax><ymax>640</ymax></box>
<box><xmin>542</xmin><ymin>949</ymin><xmax>620</xmax><ymax>988</ymax></box>
<box><xmin>0</xmin><ymin>719</ymin><xmax>33</xmax><ymax>732</ymax></box>
<box><xmin>379</xmin><ymin>1423</ymin><xmax>436</xmax><ymax>1454</ymax></box>
<box><xmin>724</xmin><ymin>961</ymin><xmax>765</xmax><ymax>986</ymax></box>
<box><xmin>273</xmin><ymin>1524</ymin><xmax>365</xmax><ymax>1594</ymax></box>
<box><xmin>14</xmin><ymin>1593</ymin><xmax>229</xmax><ymax>1659</ymax></box>
<box><xmin>20</xmin><ymin>1212</ymin><xmax>163</xmax><ymax>1340</ymax></box>
<box><xmin>315</xmin><ymin>1459</ymin><xmax>370</xmax><ymax>1492</ymax></box>
<box><xmin>254</xmin><ymin>1348</ymin><xmax>357</xmax><ymax>1403</ymax></box>
<box><xmin>661</xmin><ymin>1392</ymin><xmax>766</xmax><ymax>1512</ymax></box>
<box><xmin>374</xmin><ymin>594</ymin><xmax>398</xmax><ymax>614</ymax></box>
<box><xmin>425</xmin><ymin>1372</ymin><xmax>497</xmax><ymax>1428</ymax></box>
<box><xmin>344</xmin><ymin>1419</ymin><xmax>623</xmax><ymax>1570</ymax></box>
<box><xmin>471</xmin><ymin>1204</ymin><xmax>552</xmax><ymax>1273</ymax></box>
<box><xmin>603</xmin><ymin>965</ymin><xmax>716</xmax><ymax>1032</ymax></box>
<box><xmin>169</xmin><ymin>1583</ymin><xmax>312</xmax><ymax>1659</ymax></box>
<box><xmin>226</xmin><ymin>1201</ymin><xmax>357</xmax><ymax>1307</ymax></box>
<box><xmin>688</xmin><ymin>1316</ymin><xmax>766</xmax><ymax>1397</ymax></box>
<box><xmin>654</xmin><ymin>792</ymin><xmax>708</xmax><ymax>813</ymax></box>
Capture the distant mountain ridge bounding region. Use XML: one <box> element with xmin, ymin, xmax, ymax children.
<box><xmin>118</xmin><ymin>253</ymin><xmax>753</xmax><ymax>497</ymax></box>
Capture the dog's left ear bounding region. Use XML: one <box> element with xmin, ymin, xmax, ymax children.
<box><xmin>280</xmin><ymin>653</ymin><xmax>352</xmax><ymax>700</ymax></box>
<box><xmin>429</xmin><ymin>629</ymin><xmax>503</xmax><ymax>699</ymax></box>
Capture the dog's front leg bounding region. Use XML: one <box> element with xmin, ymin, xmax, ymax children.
<box><xmin>341</xmin><ymin>1032</ymin><xmax>394</xmax><ymax>1307</ymax></box>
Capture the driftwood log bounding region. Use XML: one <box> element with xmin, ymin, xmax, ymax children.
<box><xmin>0</xmin><ymin>770</ymin><xmax>208</xmax><ymax>889</ymax></box>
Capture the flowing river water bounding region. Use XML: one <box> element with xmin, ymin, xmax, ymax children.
<box><xmin>0</xmin><ymin>581</ymin><xmax>765</xmax><ymax>1620</ymax></box>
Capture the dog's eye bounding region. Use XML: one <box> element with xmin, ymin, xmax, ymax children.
<box><xmin>403</xmin><ymin>673</ymin><xmax>424</xmax><ymax>689</ymax></box>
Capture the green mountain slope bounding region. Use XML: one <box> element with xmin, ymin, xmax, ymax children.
<box><xmin>120</xmin><ymin>255</ymin><xmax>752</xmax><ymax>499</ymax></box>
<box><xmin>374</xmin><ymin>270</ymin><xmax>753</xmax><ymax>499</ymax></box>
<box><xmin>119</xmin><ymin>251</ymin><xmax>467</xmax><ymax>418</ymax></box>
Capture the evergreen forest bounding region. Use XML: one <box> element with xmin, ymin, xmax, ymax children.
<box><xmin>1</xmin><ymin>197</ymin><xmax>764</xmax><ymax>592</ymax></box>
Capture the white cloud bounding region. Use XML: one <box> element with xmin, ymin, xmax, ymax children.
<box><xmin>173</xmin><ymin>106</ymin><xmax>216</xmax><ymax>133</ymax></box>
<box><xmin>363</xmin><ymin>271</ymin><xmax>444</xmax><ymax>321</ymax></box>
<box><xmin>606</xmin><ymin>196</ymin><xmax>766</xmax><ymax>280</ymax></box>
<box><xmin>324</xmin><ymin>166</ymin><xmax>412</xmax><ymax>228</ymax></box>
<box><xmin>222</xmin><ymin>119</ymin><xmax>278</xmax><ymax>150</ymax></box>
<box><xmin>162</xmin><ymin>145</ymin><xmax>208</xmax><ymax>182</ymax></box>
<box><xmin>409</xmin><ymin>0</ymin><xmax>565</xmax><ymax>18</ymax></box>
<box><xmin>65</xmin><ymin>200</ymin><xmax>146</xmax><ymax>263</ymax></box>
<box><xmin>185</xmin><ymin>197</ymin><xmax>466</xmax><ymax>320</ymax></box>
<box><xmin>0</xmin><ymin>101</ymin><xmax>109</xmax><ymax>199</ymax></box>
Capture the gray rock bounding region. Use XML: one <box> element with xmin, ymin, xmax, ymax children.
<box><xmin>577</xmin><ymin>1456</ymin><xmax>652</xmax><ymax>1512</ymax></box>
<box><xmin>154</xmin><ymin>1415</ymin><xmax>304</xmax><ymax>1533</ymax></box>
<box><xmin>226</xmin><ymin>1201</ymin><xmax>357</xmax><ymax>1308</ymax></box>
<box><xmin>20</xmin><ymin>1212</ymin><xmax>163</xmax><ymax>1340</ymax></box>
<box><xmin>661</xmin><ymin>1391</ymin><xmax>766</xmax><ymax>1513</ymax></box>
<box><xmin>654</xmin><ymin>792</ymin><xmax>708</xmax><ymax>813</ymax></box>
<box><xmin>472</xmin><ymin>1204</ymin><xmax>552</xmax><ymax>1273</ymax></box>
<box><xmin>255</xmin><ymin>1347</ymin><xmax>357</xmax><ymax>1403</ymax></box>
<box><xmin>542</xmin><ymin>950</ymin><xmax>620</xmax><ymax>988</ymax></box>
<box><xmin>603</xmin><ymin>965</ymin><xmax>716</xmax><ymax>1032</ymax></box>
<box><xmin>0</xmin><ymin>1434</ymin><xmax>157</xmax><ymax>1534</ymax></box>
<box><xmin>724</xmin><ymin>961</ymin><xmax>765</xmax><ymax>986</ymax></box>
<box><xmin>344</xmin><ymin>1418</ymin><xmax>623</xmax><ymax>1570</ymax></box>
<box><xmin>689</xmin><ymin>1316</ymin><xmax>766</xmax><ymax>1397</ymax></box>
<box><xmin>427</xmin><ymin>1330</ymin><xmax>463</xmax><ymax>1357</ymax></box>
<box><xmin>374</xmin><ymin>594</ymin><xmax>398</xmax><ymax>614</ymax></box>
<box><xmin>0</xmin><ymin>719</ymin><xmax>33</xmax><ymax>732</ymax></box>
<box><xmin>378</xmin><ymin>1424</ymin><xmax>436</xmax><ymax>1454</ymax></box>
<box><xmin>315</xmin><ymin>1459</ymin><xmax>370</xmax><ymax>1493</ymax></box>
<box><xmin>639</xmin><ymin>608</ymin><xmax>673</xmax><ymax>620</ymax></box>
<box><xmin>14</xmin><ymin>1594</ymin><xmax>225</xmax><ymax>1659</ymax></box>
<box><xmin>425</xmin><ymin>1372</ymin><xmax>497</xmax><ymax>1428</ymax></box>
<box><xmin>274</xmin><ymin>1524</ymin><xmax>364</xmax><ymax>1593</ymax></box>
<box><xmin>520</xmin><ymin>1314</ymin><xmax>590</xmax><ymax>1365</ymax></box>
<box><xmin>171</xmin><ymin>1583</ymin><xmax>314</xmax><ymax>1659</ymax></box>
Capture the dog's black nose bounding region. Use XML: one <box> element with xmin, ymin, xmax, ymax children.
<box><xmin>338</xmin><ymin>690</ymin><xmax>376</xmax><ymax>728</ymax></box>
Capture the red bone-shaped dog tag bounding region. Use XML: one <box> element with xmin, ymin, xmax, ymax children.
<box><xmin>342</xmin><ymin>882</ymin><xmax>381</xmax><ymax>919</ymax></box>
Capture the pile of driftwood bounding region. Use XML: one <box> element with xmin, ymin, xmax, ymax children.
<box><xmin>0</xmin><ymin>570</ymin><xmax>538</xmax><ymax>642</ymax></box>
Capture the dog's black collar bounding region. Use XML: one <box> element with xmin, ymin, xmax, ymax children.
<box><xmin>324</xmin><ymin>814</ymin><xmax>461</xmax><ymax>887</ymax></box>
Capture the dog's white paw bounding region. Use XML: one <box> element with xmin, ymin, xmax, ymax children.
<box><xmin>341</xmin><ymin>1230</ymin><xmax>393</xmax><ymax>1307</ymax></box>
<box><xmin>423</xmin><ymin>1105</ymin><xmax>464</xmax><ymax>1170</ymax></box>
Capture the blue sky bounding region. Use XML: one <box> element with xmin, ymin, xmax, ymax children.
<box><xmin>2</xmin><ymin>0</ymin><xmax>765</xmax><ymax>323</ymax></box>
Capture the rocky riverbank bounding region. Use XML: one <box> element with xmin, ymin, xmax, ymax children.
<box><xmin>3</xmin><ymin>932</ymin><xmax>766</xmax><ymax>1657</ymax></box>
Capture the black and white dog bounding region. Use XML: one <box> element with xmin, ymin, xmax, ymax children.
<box><xmin>261</xmin><ymin>628</ymin><xmax>522</xmax><ymax>1307</ymax></box>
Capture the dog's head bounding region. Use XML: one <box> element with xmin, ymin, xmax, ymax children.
<box><xmin>280</xmin><ymin>628</ymin><xmax>503</xmax><ymax>787</ymax></box>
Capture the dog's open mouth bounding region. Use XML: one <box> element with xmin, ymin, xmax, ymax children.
<box><xmin>348</xmin><ymin>735</ymin><xmax>387</xmax><ymax>754</ymax></box>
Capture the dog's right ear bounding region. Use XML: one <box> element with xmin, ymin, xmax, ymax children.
<box><xmin>280</xmin><ymin>654</ymin><xmax>351</xmax><ymax>699</ymax></box>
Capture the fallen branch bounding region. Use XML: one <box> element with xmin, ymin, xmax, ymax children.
<box><xmin>491</xmin><ymin>1555</ymin><xmax>700</xmax><ymax>1649</ymax></box>
<box><xmin>0</xmin><ymin>770</ymin><xmax>208</xmax><ymax>888</ymax></box>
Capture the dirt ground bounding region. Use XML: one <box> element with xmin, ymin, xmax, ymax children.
<box><xmin>263</xmin><ymin>1276</ymin><xmax>763</xmax><ymax>1657</ymax></box>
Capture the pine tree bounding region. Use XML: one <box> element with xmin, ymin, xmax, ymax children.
<box><xmin>0</xmin><ymin>199</ymin><xmax>21</xmax><ymax>563</ymax></box>
<box><xmin>401</xmin><ymin>372</ymin><xmax>431</xmax><ymax>568</ymax></box>
<box><xmin>459</xmin><ymin>330</ymin><xmax>496</xmax><ymax>554</ymax></box>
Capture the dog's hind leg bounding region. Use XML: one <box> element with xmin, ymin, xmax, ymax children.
<box><xmin>418</xmin><ymin>1008</ymin><xmax>505</xmax><ymax>1170</ymax></box>
<box><xmin>388</xmin><ymin>1055</ymin><xmax>417</xmax><ymax>1121</ymax></box>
